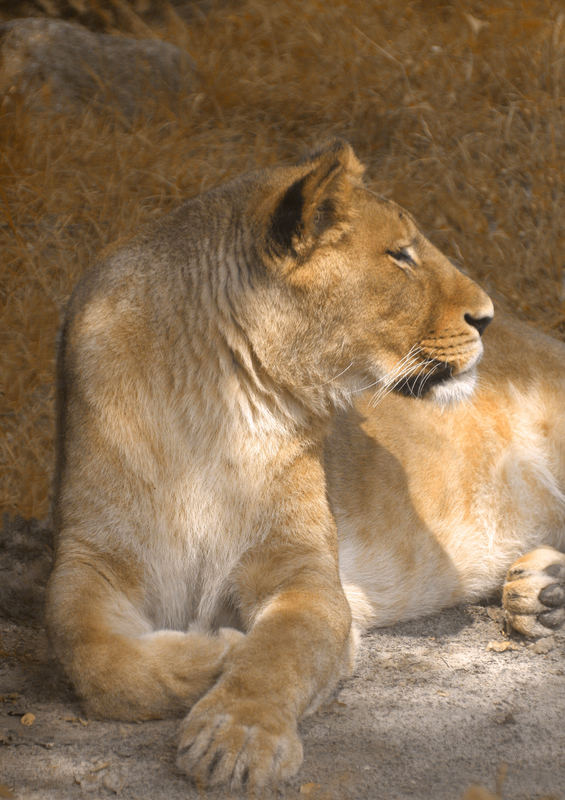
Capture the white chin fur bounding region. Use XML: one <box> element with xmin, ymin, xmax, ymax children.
<box><xmin>428</xmin><ymin>369</ymin><xmax>477</xmax><ymax>407</ymax></box>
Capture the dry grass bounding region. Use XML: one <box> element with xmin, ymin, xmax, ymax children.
<box><xmin>1</xmin><ymin>0</ymin><xmax>564</xmax><ymax>517</ymax></box>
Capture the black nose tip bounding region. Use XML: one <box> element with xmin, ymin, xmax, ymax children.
<box><xmin>464</xmin><ymin>313</ymin><xmax>493</xmax><ymax>337</ymax></box>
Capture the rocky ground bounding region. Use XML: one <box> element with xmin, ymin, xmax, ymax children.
<box><xmin>1</xmin><ymin>517</ymin><xmax>563</xmax><ymax>800</ymax></box>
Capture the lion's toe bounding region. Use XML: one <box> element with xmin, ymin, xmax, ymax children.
<box><xmin>177</xmin><ymin>688</ymin><xmax>303</xmax><ymax>792</ymax></box>
<box><xmin>503</xmin><ymin>546</ymin><xmax>565</xmax><ymax>637</ymax></box>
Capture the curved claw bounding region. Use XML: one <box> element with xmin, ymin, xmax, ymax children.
<box><xmin>177</xmin><ymin>690</ymin><xmax>303</xmax><ymax>793</ymax></box>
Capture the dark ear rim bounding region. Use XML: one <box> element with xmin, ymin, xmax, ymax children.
<box><xmin>267</xmin><ymin>139</ymin><xmax>364</xmax><ymax>260</ymax></box>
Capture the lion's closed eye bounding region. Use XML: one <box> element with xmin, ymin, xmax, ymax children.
<box><xmin>385</xmin><ymin>246</ymin><xmax>417</xmax><ymax>270</ymax></box>
<box><xmin>385</xmin><ymin>246</ymin><xmax>415</xmax><ymax>264</ymax></box>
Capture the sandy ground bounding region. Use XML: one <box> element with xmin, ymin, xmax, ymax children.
<box><xmin>0</xmin><ymin>516</ymin><xmax>563</xmax><ymax>800</ymax></box>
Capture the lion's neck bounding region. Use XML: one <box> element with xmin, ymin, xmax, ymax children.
<box><xmin>171</xmin><ymin>258</ymin><xmax>335</xmax><ymax>444</ymax></box>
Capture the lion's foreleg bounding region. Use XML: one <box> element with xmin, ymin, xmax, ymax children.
<box><xmin>46</xmin><ymin>554</ymin><xmax>241</xmax><ymax>720</ymax></box>
<box><xmin>177</xmin><ymin>542</ymin><xmax>352</xmax><ymax>792</ymax></box>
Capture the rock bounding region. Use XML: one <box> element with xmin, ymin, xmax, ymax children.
<box><xmin>0</xmin><ymin>18</ymin><xmax>197</xmax><ymax>116</ymax></box>
<box><xmin>486</xmin><ymin>639</ymin><xmax>521</xmax><ymax>653</ymax></box>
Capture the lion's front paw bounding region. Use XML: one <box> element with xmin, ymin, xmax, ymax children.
<box><xmin>503</xmin><ymin>546</ymin><xmax>565</xmax><ymax>637</ymax></box>
<box><xmin>176</xmin><ymin>688</ymin><xmax>303</xmax><ymax>793</ymax></box>
<box><xmin>216</xmin><ymin>626</ymin><xmax>246</xmax><ymax>652</ymax></box>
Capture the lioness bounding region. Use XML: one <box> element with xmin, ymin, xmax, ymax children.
<box><xmin>47</xmin><ymin>140</ymin><xmax>565</xmax><ymax>792</ymax></box>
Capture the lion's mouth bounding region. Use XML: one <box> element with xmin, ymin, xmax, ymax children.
<box><xmin>394</xmin><ymin>360</ymin><xmax>453</xmax><ymax>399</ymax></box>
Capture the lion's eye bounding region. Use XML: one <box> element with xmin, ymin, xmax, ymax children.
<box><xmin>386</xmin><ymin>247</ymin><xmax>415</xmax><ymax>266</ymax></box>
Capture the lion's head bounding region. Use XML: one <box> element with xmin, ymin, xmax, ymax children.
<box><xmin>222</xmin><ymin>140</ymin><xmax>493</xmax><ymax>415</ymax></box>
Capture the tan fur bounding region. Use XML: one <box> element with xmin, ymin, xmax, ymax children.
<box><xmin>47</xmin><ymin>140</ymin><xmax>563</xmax><ymax>792</ymax></box>
<box><xmin>329</xmin><ymin>312</ymin><xmax>565</xmax><ymax>640</ymax></box>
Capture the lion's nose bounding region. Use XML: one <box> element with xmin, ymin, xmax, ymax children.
<box><xmin>464</xmin><ymin>312</ymin><xmax>493</xmax><ymax>337</ymax></box>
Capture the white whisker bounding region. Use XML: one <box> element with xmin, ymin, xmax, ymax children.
<box><xmin>318</xmin><ymin>362</ymin><xmax>354</xmax><ymax>387</ymax></box>
<box><xmin>298</xmin><ymin>362</ymin><xmax>354</xmax><ymax>391</ymax></box>
<box><xmin>369</xmin><ymin>346</ymin><xmax>454</xmax><ymax>406</ymax></box>
<box><xmin>372</xmin><ymin>346</ymin><xmax>423</xmax><ymax>388</ymax></box>
<box><xmin>369</xmin><ymin>346</ymin><xmax>424</xmax><ymax>406</ymax></box>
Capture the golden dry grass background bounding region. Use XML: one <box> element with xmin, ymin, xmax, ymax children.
<box><xmin>1</xmin><ymin>0</ymin><xmax>564</xmax><ymax>518</ymax></box>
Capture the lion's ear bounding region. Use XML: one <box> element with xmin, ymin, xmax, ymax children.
<box><xmin>267</xmin><ymin>139</ymin><xmax>365</xmax><ymax>261</ymax></box>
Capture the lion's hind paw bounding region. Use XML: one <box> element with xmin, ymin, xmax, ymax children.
<box><xmin>503</xmin><ymin>546</ymin><xmax>565</xmax><ymax>638</ymax></box>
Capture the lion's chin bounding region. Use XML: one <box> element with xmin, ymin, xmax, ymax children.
<box><xmin>427</xmin><ymin>369</ymin><xmax>478</xmax><ymax>407</ymax></box>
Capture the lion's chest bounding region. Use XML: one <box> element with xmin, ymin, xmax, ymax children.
<box><xmin>139</xmin><ymin>462</ymin><xmax>269</xmax><ymax>632</ymax></box>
